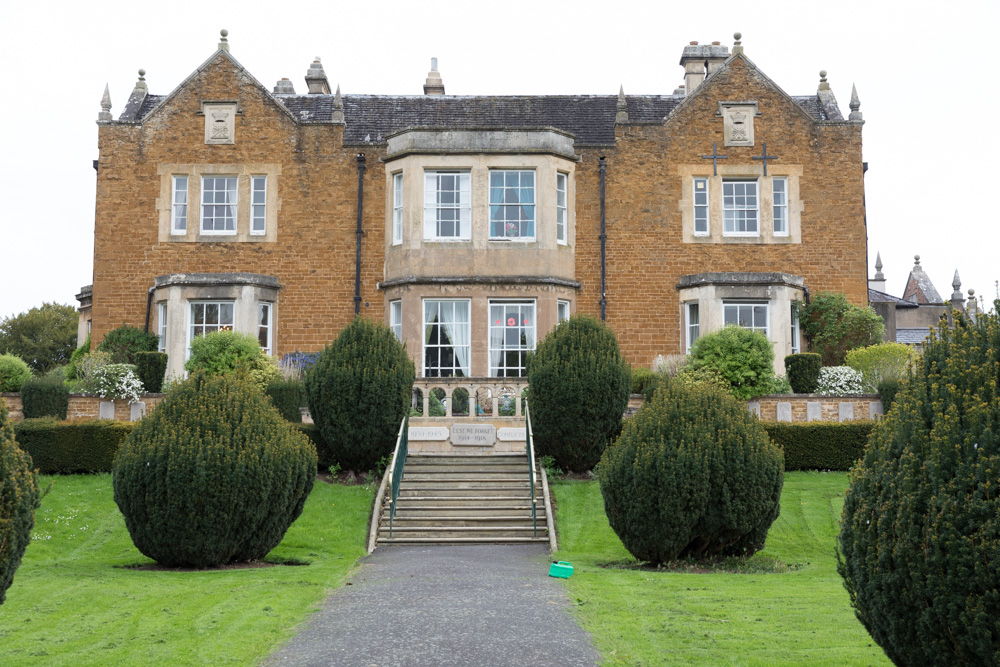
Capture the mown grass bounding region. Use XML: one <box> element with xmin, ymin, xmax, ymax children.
<box><xmin>0</xmin><ymin>474</ymin><xmax>374</xmax><ymax>666</ymax></box>
<box><xmin>553</xmin><ymin>471</ymin><xmax>890</xmax><ymax>666</ymax></box>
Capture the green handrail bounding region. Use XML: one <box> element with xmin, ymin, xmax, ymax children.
<box><xmin>388</xmin><ymin>414</ymin><xmax>409</xmax><ymax>538</ymax></box>
<box><xmin>525</xmin><ymin>406</ymin><xmax>537</xmax><ymax>538</ymax></box>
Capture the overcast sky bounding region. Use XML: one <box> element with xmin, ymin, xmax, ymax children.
<box><xmin>1</xmin><ymin>0</ymin><xmax>997</xmax><ymax>321</ymax></box>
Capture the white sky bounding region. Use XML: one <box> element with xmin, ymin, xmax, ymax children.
<box><xmin>1</xmin><ymin>0</ymin><xmax>997</xmax><ymax>320</ymax></box>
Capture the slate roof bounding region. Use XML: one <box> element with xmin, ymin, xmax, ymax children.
<box><xmin>119</xmin><ymin>90</ymin><xmax>833</xmax><ymax>144</ymax></box>
<box><xmin>896</xmin><ymin>327</ymin><xmax>933</xmax><ymax>346</ymax></box>
<box><xmin>868</xmin><ymin>288</ymin><xmax>918</xmax><ymax>308</ymax></box>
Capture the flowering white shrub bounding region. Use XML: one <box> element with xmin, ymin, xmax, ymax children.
<box><xmin>88</xmin><ymin>363</ymin><xmax>144</xmax><ymax>403</ymax></box>
<box><xmin>652</xmin><ymin>354</ymin><xmax>687</xmax><ymax>377</ymax></box>
<box><xmin>816</xmin><ymin>366</ymin><xmax>863</xmax><ymax>396</ymax></box>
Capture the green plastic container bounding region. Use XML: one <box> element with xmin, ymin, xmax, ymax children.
<box><xmin>549</xmin><ymin>561</ymin><xmax>574</xmax><ymax>578</ymax></box>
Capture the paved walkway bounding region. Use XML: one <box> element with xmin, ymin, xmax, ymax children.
<box><xmin>264</xmin><ymin>544</ymin><xmax>599</xmax><ymax>666</ymax></box>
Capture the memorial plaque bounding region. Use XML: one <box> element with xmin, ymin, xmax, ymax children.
<box><xmin>451</xmin><ymin>424</ymin><xmax>496</xmax><ymax>446</ymax></box>
<box><xmin>497</xmin><ymin>427</ymin><xmax>524</xmax><ymax>441</ymax></box>
<box><xmin>408</xmin><ymin>427</ymin><xmax>450</xmax><ymax>441</ymax></box>
<box><xmin>776</xmin><ymin>402</ymin><xmax>792</xmax><ymax>422</ymax></box>
<box><xmin>838</xmin><ymin>402</ymin><xmax>855</xmax><ymax>422</ymax></box>
<box><xmin>807</xmin><ymin>402</ymin><xmax>822</xmax><ymax>422</ymax></box>
<box><xmin>99</xmin><ymin>400</ymin><xmax>115</xmax><ymax>420</ymax></box>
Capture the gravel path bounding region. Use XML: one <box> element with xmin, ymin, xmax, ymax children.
<box><xmin>264</xmin><ymin>544</ymin><xmax>599</xmax><ymax>666</ymax></box>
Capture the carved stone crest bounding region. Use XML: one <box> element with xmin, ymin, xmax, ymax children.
<box><xmin>202</xmin><ymin>102</ymin><xmax>237</xmax><ymax>144</ymax></box>
<box><xmin>718</xmin><ymin>102</ymin><xmax>759</xmax><ymax>147</ymax></box>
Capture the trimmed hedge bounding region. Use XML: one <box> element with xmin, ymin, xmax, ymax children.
<box><xmin>134</xmin><ymin>352</ymin><xmax>168</xmax><ymax>393</ymax></box>
<box><xmin>266</xmin><ymin>378</ymin><xmax>305</xmax><ymax>423</ymax></box>
<box><xmin>761</xmin><ymin>421</ymin><xmax>874</xmax><ymax>471</ymax></box>
<box><xmin>12</xmin><ymin>419</ymin><xmax>134</xmax><ymax>473</ymax></box>
<box><xmin>784</xmin><ymin>353</ymin><xmax>821</xmax><ymax>393</ymax></box>
<box><xmin>20</xmin><ymin>376</ymin><xmax>69</xmax><ymax>419</ymax></box>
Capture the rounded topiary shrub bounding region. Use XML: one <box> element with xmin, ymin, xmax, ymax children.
<box><xmin>133</xmin><ymin>352</ymin><xmax>168</xmax><ymax>393</ymax></box>
<box><xmin>598</xmin><ymin>379</ymin><xmax>783</xmax><ymax>564</ymax></box>
<box><xmin>305</xmin><ymin>317</ymin><xmax>415</xmax><ymax>472</ymax></box>
<box><xmin>0</xmin><ymin>354</ymin><xmax>32</xmax><ymax>393</ymax></box>
<box><xmin>97</xmin><ymin>324</ymin><xmax>159</xmax><ymax>365</ymax></box>
<box><xmin>526</xmin><ymin>315</ymin><xmax>631</xmax><ymax>473</ymax></box>
<box><xmin>689</xmin><ymin>326</ymin><xmax>775</xmax><ymax>400</ymax></box>
<box><xmin>784</xmin><ymin>353</ymin><xmax>821</xmax><ymax>393</ymax></box>
<box><xmin>185</xmin><ymin>331</ymin><xmax>279</xmax><ymax>392</ymax></box>
<box><xmin>113</xmin><ymin>373</ymin><xmax>317</xmax><ymax>568</ymax></box>
<box><xmin>838</xmin><ymin>308</ymin><xmax>1000</xmax><ymax>666</ymax></box>
<box><xmin>0</xmin><ymin>398</ymin><xmax>40</xmax><ymax>604</ymax></box>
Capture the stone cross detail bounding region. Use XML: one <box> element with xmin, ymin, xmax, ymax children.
<box><xmin>752</xmin><ymin>142</ymin><xmax>778</xmax><ymax>176</ymax></box>
<box><xmin>700</xmin><ymin>142</ymin><xmax>728</xmax><ymax>176</ymax></box>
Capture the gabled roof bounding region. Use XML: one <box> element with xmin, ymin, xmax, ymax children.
<box><xmin>868</xmin><ymin>288</ymin><xmax>919</xmax><ymax>308</ymax></box>
<box><xmin>897</xmin><ymin>327</ymin><xmax>933</xmax><ymax>346</ymax></box>
<box><xmin>902</xmin><ymin>257</ymin><xmax>944</xmax><ymax>304</ymax></box>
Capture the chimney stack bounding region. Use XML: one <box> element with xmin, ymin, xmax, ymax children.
<box><xmin>305</xmin><ymin>58</ymin><xmax>331</xmax><ymax>94</ymax></box>
<box><xmin>424</xmin><ymin>58</ymin><xmax>445</xmax><ymax>95</ymax></box>
<box><xmin>678</xmin><ymin>40</ymin><xmax>730</xmax><ymax>96</ymax></box>
<box><xmin>273</xmin><ymin>78</ymin><xmax>295</xmax><ymax>94</ymax></box>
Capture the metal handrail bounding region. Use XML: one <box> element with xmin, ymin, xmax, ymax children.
<box><xmin>525</xmin><ymin>406</ymin><xmax>537</xmax><ymax>538</ymax></box>
<box><xmin>387</xmin><ymin>414</ymin><xmax>409</xmax><ymax>538</ymax></box>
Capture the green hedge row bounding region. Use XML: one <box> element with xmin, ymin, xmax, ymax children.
<box><xmin>762</xmin><ymin>421</ymin><xmax>875</xmax><ymax>471</ymax></box>
<box><xmin>13</xmin><ymin>419</ymin><xmax>135</xmax><ymax>473</ymax></box>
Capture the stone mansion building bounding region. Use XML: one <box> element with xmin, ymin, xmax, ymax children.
<box><xmin>83</xmin><ymin>31</ymin><xmax>868</xmax><ymax>381</ymax></box>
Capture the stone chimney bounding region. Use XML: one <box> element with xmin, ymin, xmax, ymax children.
<box><xmin>869</xmin><ymin>251</ymin><xmax>886</xmax><ymax>293</ymax></box>
<box><xmin>273</xmin><ymin>78</ymin><xmax>295</xmax><ymax>94</ymax></box>
<box><xmin>679</xmin><ymin>40</ymin><xmax>730</xmax><ymax>95</ymax></box>
<box><xmin>305</xmin><ymin>58</ymin><xmax>331</xmax><ymax>94</ymax></box>
<box><xmin>424</xmin><ymin>58</ymin><xmax>445</xmax><ymax>95</ymax></box>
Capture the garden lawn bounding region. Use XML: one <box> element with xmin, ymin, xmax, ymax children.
<box><xmin>0</xmin><ymin>474</ymin><xmax>373</xmax><ymax>666</ymax></box>
<box><xmin>553</xmin><ymin>471</ymin><xmax>890</xmax><ymax>666</ymax></box>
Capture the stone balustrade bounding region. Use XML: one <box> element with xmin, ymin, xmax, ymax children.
<box><xmin>412</xmin><ymin>377</ymin><xmax>529</xmax><ymax>419</ymax></box>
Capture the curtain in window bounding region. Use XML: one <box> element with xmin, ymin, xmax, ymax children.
<box><xmin>519</xmin><ymin>172</ymin><xmax>534</xmax><ymax>238</ymax></box>
<box><xmin>489</xmin><ymin>304</ymin><xmax>504</xmax><ymax>372</ymax></box>
<box><xmin>490</xmin><ymin>172</ymin><xmax>503</xmax><ymax>232</ymax></box>
<box><xmin>443</xmin><ymin>301</ymin><xmax>470</xmax><ymax>376</ymax></box>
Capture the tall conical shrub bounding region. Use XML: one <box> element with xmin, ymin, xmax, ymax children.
<box><xmin>598</xmin><ymin>379</ymin><xmax>783</xmax><ymax>564</ymax></box>
<box><xmin>305</xmin><ymin>318</ymin><xmax>415</xmax><ymax>472</ymax></box>
<box><xmin>838</xmin><ymin>308</ymin><xmax>1000</xmax><ymax>666</ymax></box>
<box><xmin>527</xmin><ymin>315</ymin><xmax>631</xmax><ymax>472</ymax></box>
<box><xmin>0</xmin><ymin>398</ymin><xmax>40</xmax><ymax>604</ymax></box>
<box><xmin>113</xmin><ymin>373</ymin><xmax>316</xmax><ymax>568</ymax></box>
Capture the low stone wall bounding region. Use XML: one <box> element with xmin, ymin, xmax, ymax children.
<box><xmin>1</xmin><ymin>393</ymin><xmax>166</xmax><ymax>422</ymax></box>
<box><xmin>407</xmin><ymin>416</ymin><xmax>527</xmax><ymax>454</ymax></box>
<box><xmin>749</xmin><ymin>394</ymin><xmax>882</xmax><ymax>422</ymax></box>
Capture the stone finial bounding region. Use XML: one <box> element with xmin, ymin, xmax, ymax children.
<box><xmin>951</xmin><ymin>270</ymin><xmax>966</xmax><ymax>309</ymax></box>
<box><xmin>424</xmin><ymin>58</ymin><xmax>445</xmax><ymax>95</ymax></box>
<box><xmin>914</xmin><ymin>254</ymin><xmax>921</xmax><ymax>265</ymax></box>
<box><xmin>849</xmin><ymin>83</ymin><xmax>863</xmax><ymax>121</ymax></box>
<box><xmin>615</xmin><ymin>85</ymin><xmax>629</xmax><ymax>124</ymax></box>
<box><xmin>968</xmin><ymin>289</ymin><xmax>979</xmax><ymax>317</ymax></box>
<box><xmin>874</xmin><ymin>251</ymin><xmax>884</xmax><ymax>280</ymax></box>
<box><xmin>732</xmin><ymin>31</ymin><xmax>743</xmax><ymax>55</ymax></box>
<box><xmin>331</xmin><ymin>84</ymin><xmax>345</xmax><ymax>123</ymax></box>
<box><xmin>818</xmin><ymin>70</ymin><xmax>830</xmax><ymax>91</ymax></box>
<box><xmin>305</xmin><ymin>57</ymin><xmax>331</xmax><ymax>94</ymax></box>
<box><xmin>273</xmin><ymin>77</ymin><xmax>295</xmax><ymax>94</ymax></box>
<box><xmin>98</xmin><ymin>84</ymin><xmax>113</xmax><ymax>122</ymax></box>
<box><xmin>134</xmin><ymin>69</ymin><xmax>147</xmax><ymax>92</ymax></box>
<box><xmin>218</xmin><ymin>29</ymin><xmax>229</xmax><ymax>52</ymax></box>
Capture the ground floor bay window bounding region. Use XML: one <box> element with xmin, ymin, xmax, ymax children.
<box><xmin>489</xmin><ymin>301</ymin><xmax>536</xmax><ymax>377</ymax></box>
<box><xmin>423</xmin><ymin>300</ymin><xmax>470</xmax><ymax>377</ymax></box>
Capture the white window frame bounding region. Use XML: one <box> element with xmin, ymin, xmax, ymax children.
<box><xmin>489</xmin><ymin>169</ymin><xmax>536</xmax><ymax>241</ymax></box>
<box><xmin>171</xmin><ymin>176</ymin><xmax>188</xmax><ymax>235</ymax></box>
<box><xmin>723</xmin><ymin>301</ymin><xmax>769</xmax><ymax>338</ymax></box>
<box><xmin>423</xmin><ymin>299</ymin><xmax>471</xmax><ymax>377</ymax></box>
<box><xmin>488</xmin><ymin>300</ymin><xmax>536</xmax><ymax>378</ymax></box>
<box><xmin>557</xmin><ymin>300</ymin><xmax>571</xmax><ymax>324</ymax></box>
<box><xmin>157</xmin><ymin>303</ymin><xmax>167</xmax><ymax>352</ymax></box>
<box><xmin>392</xmin><ymin>172</ymin><xmax>403</xmax><ymax>245</ymax></box>
<box><xmin>693</xmin><ymin>178</ymin><xmax>709</xmax><ymax>236</ymax></box>
<box><xmin>390</xmin><ymin>300</ymin><xmax>402</xmax><ymax>341</ymax></box>
<box><xmin>188</xmin><ymin>301</ymin><xmax>235</xmax><ymax>354</ymax></box>
<box><xmin>200</xmin><ymin>175</ymin><xmax>238</xmax><ymax>234</ymax></box>
<box><xmin>257</xmin><ymin>302</ymin><xmax>273</xmax><ymax>355</ymax></box>
<box><xmin>790</xmin><ymin>305</ymin><xmax>801</xmax><ymax>354</ymax></box>
<box><xmin>772</xmin><ymin>177</ymin><xmax>788</xmax><ymax>236</ymax></box>
<box><xmin>250</xmin><ymin>175</ymin><xmax>267</xmax><ymax>236</ymax></box>
<box><xmin>556</xmin><ymin>172</ymin><xmax>568</xmax><ymax>244</ymax></box>
<box><xmin>686</xmin><ymin>302</ymin><xmax>700</xmax><ymax>352</ymax></box>
<box><xmin>722</xmin><ymin>179</ymin><xmax>759</xmax><ymax>236</ymax></box>
<box><xmin>424</xmin><ymin>171</ymin><xmax>471</xmax><ymax>241</ymax></box>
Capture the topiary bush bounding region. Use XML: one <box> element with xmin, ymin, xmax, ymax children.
<box><xmin>689</xmin><ymin>326</ymin><xmax>775</xmax><ymax>400</ymax></box>
<box><xmin>844</xmin><ymin>342</ymin><xmax>915</xmax><ymax>393</ymax></box>
<box><xmin>14</xmin><ymin>418</ymin><xmax>133</xmax><ymax>473</ymax></box>
<box><xmin>304</xmin><ymin>317</ymin><xmax>415</xmax><ymax>472</ymax></box>
<box><xmin>113</xmin><ymin>373</ymin><xmax>317</xmax><ymax>568</ymax></box>
<box><xmin>185</xmin><ymin>331</ymin><xmax>279</xmax><ymax>392</ymax></box>
<box><xmin>526</xmin><ymin>315</ymin><xmax>631</xmax><ymax>473</ymax></box>
<box><xmin>20</xmin><ymin>376</ymin><xmax>69</xmax><ymax>419</ymax></box>
<box><xmin>266</xmin><ymin>377</ymin><xmax>305</xmax><ymax>422</ymax></box>
<box><xmin>0</xmin><ymin>399</ymin><xmax>40</xmax><ymax>605</ymax></box>
<box><xmin>97</xmin><ymin>324</ymin><xmax>159</xmax><ymax>365</ymax></box>
<box><xmin>838</xmin><ymin>305</ymin><xmax>1000</xmax><ymax>666</ymax></box>
<box><xmin>0</xmin><ymin>354</ymin><xmax>32</xmax><ymax>393</ymax></box>
<box><xmin>784</xmin><ymin>353</ymin><xmax>821</xmax><ymax>393</ymax></box>
<box><xmin>762</xmin><ymin>421</ymin><xmax>874</xmax><ymax>471</ymax></box>
<box><xmin>598</xmin><ymin>379</ymin><xmax>783</xmax><ymax>564</ymax></box>
<box><xmin>133</xmin><ymin>352</ymin><xmax>168</xmax><ymax>393</ymax></box>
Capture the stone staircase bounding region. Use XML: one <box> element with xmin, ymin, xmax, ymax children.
<box><xmin>376</xmin><ymin>453</ymin><xmax>549</xmax><ymax>545</ymax></box>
